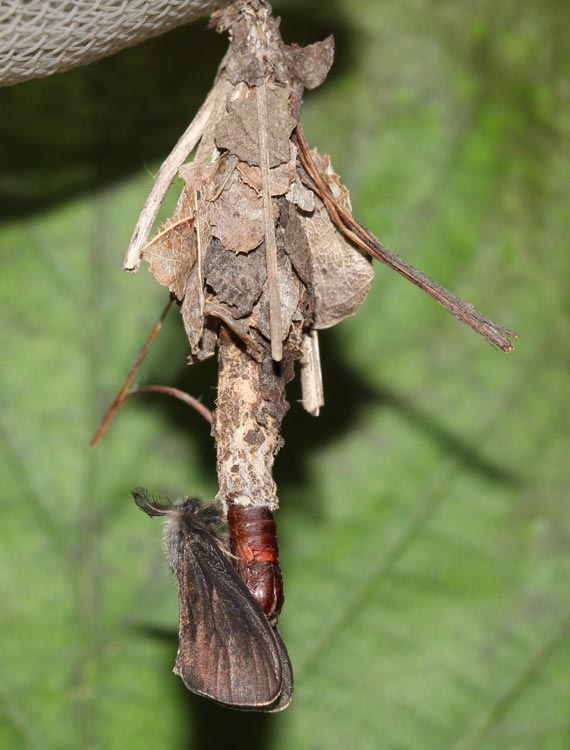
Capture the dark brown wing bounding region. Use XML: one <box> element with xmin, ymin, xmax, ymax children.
<box><xmin>263</xmin><ymin>627</ymin><xmax>293</xmax><ymax>712</ymax></box>
<box><xmin>173</xmin><ymin>529</ymin><xmax>285</xmax><ymax>708</ymax></box>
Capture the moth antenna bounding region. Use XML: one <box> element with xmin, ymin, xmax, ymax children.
<box><xmin>132</xmin><ymin>487</ymin><xmax>175</xmax><ymax>517</ymax></box>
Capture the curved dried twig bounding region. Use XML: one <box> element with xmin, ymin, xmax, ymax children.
<box><xmin>294</xmin><ymin>126</ymin><xmax>518</xmax><ymax>352</ymax></box>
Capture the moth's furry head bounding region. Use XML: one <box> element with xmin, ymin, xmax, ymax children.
<box><xmin>132</xmin><ymin>488</ymin><xmax>229</xmax><ymax>571</ymax></box>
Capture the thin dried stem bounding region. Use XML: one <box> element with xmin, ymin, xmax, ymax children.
<box><xmin>204</xmin><ymin>300</ymin><xmax>263</xmax><ymax>361</ymax></box>
<box><xmin>123</xmin><ymin>81</ymin><xmax>223</xmax><ymax>271</ymax></box>
<box><xmin>90</xmin><ymin>299</ymin><xmax>173</xmax><ymax>446</ymax></box>
<box><xmin>194</xmin><ymin>189</ymin><xmax>205</xmax><ymax>320</ymax></box>
<box><xmin>257</xmin><ymin>81</ymin><xmax>283</xmax><ymax>362</ymax></box>
<box><xmin>294</xmin><ymin>127</ymin><xmax>518</xmax><ymax>352</ymax></box>
<box><xmin>125</xmin><ymin>386</ymin><xmax>213</xmax><ymax>424</ymax></box>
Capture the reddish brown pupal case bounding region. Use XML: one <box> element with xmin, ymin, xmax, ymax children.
<box><xmin>227</xmin><ymin>504</ymin><xmax>284</xmax><ymax>625</ymax></box>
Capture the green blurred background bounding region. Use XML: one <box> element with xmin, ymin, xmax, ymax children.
<box><xmin>1</xmin><ymin>1</ymin><xmax>569</xmax><ymax>748</ymax></box>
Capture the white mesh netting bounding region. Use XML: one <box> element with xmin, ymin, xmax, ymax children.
<box><xmin>0</xmin><ymin>0</ymin><xmax>229</xmax><ymax>88</ymax></box>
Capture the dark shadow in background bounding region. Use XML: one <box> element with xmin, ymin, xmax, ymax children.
<box><xmin>0</xmin><ymin>3</ymin><xmax>353</xmax><ymax>223</ymax></box>
<box><xmin>185</xmin><ymin>688</ymin><xmax>274</xmax><ymax>750</ymax></box>
<box><xmin>140</xmin><ymin>623</ymin><xmax>274</xmax><ymax>750</ymax></box>
<box><xmin>276</xmin><ymin>330</ymin><xmax>520</xmax><ymax>507</ymax></box>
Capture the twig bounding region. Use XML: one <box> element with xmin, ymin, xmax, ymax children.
<box><xmin>125</xmin><ymin>386</ymin><xmax>213</xmax><ymax>424</ymax></box>
<box><xmin>90</xmin><ymin>299</ymin><xmax>173</xmax><ymax>446</ymax></box>
<box><xmin>123</xmin><ymin>81</ymin><xmax>223</xmax><ymax>272</ymax></box>
<box><xmin>194</xmin><ymin>190</ymin><xmax>205</xmax><ymax>320</ymax></box>
<box><xmin>300</xmin><ymin>330</ymin><xmax>324</xmax><ymax>416</ymax></box>
<box><xmin>204</xmin><ymin>300</ymin><xmax>263</xmax><ymax>360</ymax></box>
<box><xmin>213</xmin><ymin>329</ymin><xmax>292</xmax><ymax>511</ymax></box>
<box><xmin>257</xmin><ymin>81</ymin><xmax>283</xmax><ymax>361</ymax></box>
<box><xmin>294</xmin><ymin>126</ymin><xmax>518</xmax><ymax>352</ymax></box>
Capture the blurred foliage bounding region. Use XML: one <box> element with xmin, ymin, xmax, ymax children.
<box><xmin>1</xmin><ymin>0</ymin><xmax>569</xmax><ymax>748</ymax></box>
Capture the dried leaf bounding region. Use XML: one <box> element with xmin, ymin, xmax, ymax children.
<box><xmin>181</xmin><ymin>266</ymin><xmax>204</xmax><ymax>353</ymax></box>
<box><xmin>250</xmin><ymin>248</ymin><xmax>301</xmax><ymax>342</ymax></box>
<box><xmin>179</xmin><ymin>161</ymin><xmax>218</xmax><ymax>190</ymax></box>
<box><xmin>142</xmin><ymin>186</ymin><xmax>197</xmax><ymax>300</ymax></box>
<box><xmin>286</xmin><ymin>175</ymin><xmax>316</xmax><ymax>213</ymax></box>
<box><xmin>193</xmin><ymin>321</ymin><xmax>219</xmax><ymax>363</ymax></box>
<box><xmin>214</xmin><ymin>87</ymin><xmax>296</xmax><ymax>168</ymax></box>
<box><xmin>205</xmin><ymin>300</ymin><xmax>263</xmax><ymax>361</ymax></box>
<box><xmin>293</xmin><ymin>147</ymin><xmax>375</xmax><ymax>328</ymax></box>
<box><xmin>212</xmin><ymin>5</ymin><xmax>268</xmax><ymax>86</ymax></box>
<box><xmin>309</xmin><ymin>149</ymin><xmax>353</xmax><ymax>211</ymax></box>
<box><xmin>207</xmin><ymin>170</ymin><xmax>266</xmax><ymax>254</ymax></box>
<box><xmin>237</xmin><ymin>144</ymin><xmax>297</xmax><ymax>197</ymax></box>
<box><xmin>284</xmin><ymin>36</ymin><xmax>335</xmax><ymax>90</ymax></box>
<box><xmin>280</xmin><ymin>201</ymin><xmax>314</xmax><ymax>291</ymax></box>
<box><xmin>298</xmin><ymin>194</ymin><xmax>374</xmax><ymax>329</ymax></box>
<box><xmin>180</xmin><ymin>154</ymin><xmax>239</xmax><ymax>205</ymax></box>
<box><xmin>204</xmin><ymin>239</ymin><xmax>267</xmax><ymax>318</ymax></box>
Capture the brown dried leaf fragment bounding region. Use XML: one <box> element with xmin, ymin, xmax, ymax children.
<box><xmin>309</xmin><ymin>149</ymin><xmax>352</xmax><ymax>210</ymax></box>
<box><xmin>275</xmin><ymin>197</ymin><xmax>316</xmax><ymax>331</ymax></box>
<box><xmin>286</xmin><ymin>318</ymin><xmax>305</xmax><ymax>360</ymax></box>
<box><xmin>300</xmin><ymin>193</ymin><xmax>373</xmax><ymax>329</ymax></box>
<box><xmin>192</xmin><ymin>322</ymin><xmax>219</xmax><ymax>364</ymax></box>
<box><xmin>210</xmin><ymin>3</ymin><xmax>271</xmax><ymax>86</ymax></box>
<box><xmin>250</xmin><ymin>248</ymin><xmax>301</xmax><ymax>342</ymax></box>
<box><xmin>181</xmin><ymin>266</ymin><xmax>204</xmax><ymax>354</ymax></box>
<box><xmin>237</xmin><ymin>145</ymin><xmax>297</xmax><ymax>197</ymax></box>
<box><xmin>179</xmin><ymin>160</ymin><xmax>218</xmax><ymax>191</ymax></box>
<box><xmin>279</xmin><ymin>200</ymin><xmax>313</xmax><ymax>291</ymax></box>
<box><xmin>142</xmin><ymin>185</ymin><xmax>197</xmax><ymax>300</ymax></box>
<box><xmin>205</xmin><ymin>300</ymin><xmax>263</xmax><ymax>362</ymax></box>
<box><xmin>286</xmin><ymin>175</ymin><xmax>316</xmax><ymax>213</ymax></box>
<box><xmin>284</xmin><ymin>36</ymin><xmax>335</xmax><ymax>90</ymax></box>
<box><xmin>208</xmin><ymin>170</ymin><xmax>266</xmax><ymax>254</ymax></box>
<box><xmin>294</xmin><ymin>147</ymin><xmax>374</xmax><ymax>328</ymax></box>
<box><xmin>180</xmin><ymin>154</ymin><xmax>238</xmax><ymax>206</ymax></box>
<box><xmin>204</xmin><ymin>239</ymin><xmax>267</xmax><ymax>318</ymax></box>
<box><xmin>214</xmin><ymin>87</ymin><xmax>296</xmax><ymax>168</ymax></box>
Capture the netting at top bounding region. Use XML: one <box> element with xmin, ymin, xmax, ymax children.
<box><xmin>0</xmin><ymin>0</ymin><xmax>228</xmax><ymax>87</ymax></box>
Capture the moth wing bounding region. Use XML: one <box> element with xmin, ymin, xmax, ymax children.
<box><xmin>264</xmin><ymin>626</ymin><xmax>294</xmax><ymax>712</ymax></box>
<box><xmin>174</xmin><ymin>532</ymin><xmax>284</xmax><ymax>708</ymax></box>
